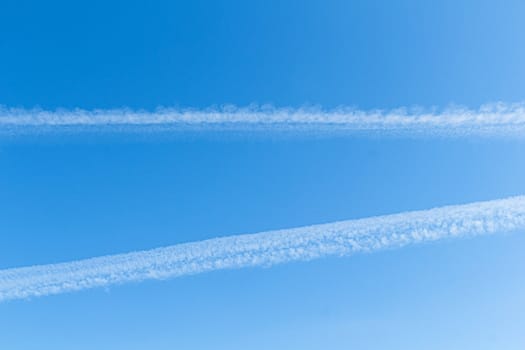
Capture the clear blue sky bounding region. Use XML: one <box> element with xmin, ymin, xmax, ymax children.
<box><xmin>1</xmin><ymin>1</ymin><xmax>525</xmax><ymax>349</ymax></box>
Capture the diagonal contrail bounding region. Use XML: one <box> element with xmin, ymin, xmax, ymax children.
<box><xmin>1</xmin><ymin>196</ymin><xmax>524</xmax><ymax>302</ymax></box>
<box><xmin>2</xmin><ymin>103</ymin><xmax>525</xmax><ymax>135</ymax></box>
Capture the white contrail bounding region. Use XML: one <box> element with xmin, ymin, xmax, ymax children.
<box><xmin>1</xmin><ymin>196</ymin><xmax>524</xmax><ymax>302</ymax></box>
<box><xmin>2</xmin><ymin>103</ymin><xmax>525</xmax><ymax>135</ymax></box>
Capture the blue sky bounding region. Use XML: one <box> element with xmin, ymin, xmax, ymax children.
<box><xmin>1</xmin><ymin>1</ymin><xmax>525</xmax><ymax>349</ymax></box>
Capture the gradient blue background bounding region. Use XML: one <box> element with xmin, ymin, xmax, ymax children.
<box><xmin>1</xmin><ymin>1</ymin><xmax>525</xmax><ymax>349</ymax></box>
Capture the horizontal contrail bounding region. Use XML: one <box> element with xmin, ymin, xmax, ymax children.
<box><xmin>2</xmin><ymin>103</ymin><xmax>525</xmax><ymax>135</ymax></box>
<box><xmin>1</xmin><ymin>196</ymin><xmax>524</xmax><ymax>302</ymax></box>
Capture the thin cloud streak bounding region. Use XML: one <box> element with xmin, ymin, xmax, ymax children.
<box><xmin>2</xmin><ymin>103</ymin><xmax>525</xmax><ymax>135</ymax></box>
<box><xmin>1</xmin><ymin>196</ymin><xmax>524</xmax><ymax>302</ymax></box>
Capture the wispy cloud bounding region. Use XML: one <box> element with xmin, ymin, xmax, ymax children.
<box><xmin>2</xmin><ymin>103</ymin><xmax>525</xmax><ymax>135</ymax></box>
<box><xmin>1</xmin><ymin>196</ymin><xmax>524</xmax><ymax>302</ymax></box>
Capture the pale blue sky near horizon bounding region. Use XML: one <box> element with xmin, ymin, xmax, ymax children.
<box><xmin>1</xmin><ymin>1</ymin><xmax>525</xmax><ymax>349</ymax></box>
